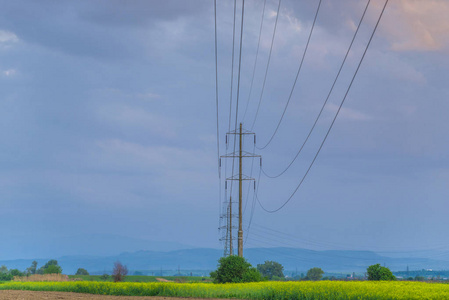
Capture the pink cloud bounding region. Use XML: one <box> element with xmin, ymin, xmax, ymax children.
<box><xmin>375</xmin><ymin>0</ymin><xmax>449</xmax><ymax>52</ymax></box>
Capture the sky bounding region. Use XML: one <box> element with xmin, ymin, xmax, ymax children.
<box><xmin>1</xmin><ymin>0</ymin><xmax>449</xmax><ymax>261</ymax></box>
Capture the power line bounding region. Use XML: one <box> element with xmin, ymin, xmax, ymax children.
<box><xmin>250</xmin><ymin>223</ymin><xmax>354</xmax><ymax>249</ymax></box>
<box><xmin>250</xmin><ymin>0</ymin><xmax>282</xmax><ymax>130</ymax></box>
<box><xmin>214</xmin><ymin>0</ymin><xmax>222</xmax><ymax>221</ymax></box>
<box><xmin>227</xmin><ymin>0</ymin><xmax>238</xmax><ymax>135</ymax></box>
<box><xmin>244</xmin><ymin>166</ymin><xmax>261</xmax><ymax>245</ymax></box>
<box><xmin>257</xmin><ymin>0</ymin><xmax>390</xmax><ymax>213</ymax></box>
<box><xmin>256</xmin><ymin>0</ymin><xmax>322</xmax><ymax>149</ymax></box>
<box><xmin>242</xmin><ymin>0</ymin><xmax>267</xmax><ymax>122</ymax></box>
<box><xmin>224</xmin><ymin>0</ymin><xmax>246</xmax><ymax>256</ymax></box>
<box><xmin>252</xmin><ymin>222</ymin><xmax>449</xmax><ymax>253</ymax></box>
<box><xmin>247</xmin><ymin>226</ymin><xmax>388</xmax><ymax>262</ymax></box>
<box><xmin>243</xmin><ymin>143</ymin><xmax>256</xmax><ymax>215</ymax></box>
<box><xmin>228</xmin><ymin>0</ymin><xmax>241</xmax><ymax>209</ymax></box>
<box><xmin>230</xmin><ymin>0</ymin><xmax>246</xmax><ymax>196</ymax></box>
<box><xmin>244</xmin><ymin>238</ymin><xmax>324</xmax><ymax>264</ymax></box>
<box><xmin>235</xmin><ymin>0</ymin><xmax>245</xmax><ymax>123</ymax></box>
<box><xmin>224</xmin><ymin>0</ymin><xmax>238</xmax><ymax>241</ymax></box>
<box><xmin>244</xmin><ymin>237</ymin><xmax>369</xmax><ymax>269</ymax></box>
<box><xmin>214</xmin><ymin>0</ymin><xmax>220</xmax><ymax>173</ymax></box>
<box><xmin>261</xmin><ymin>0</ymin><xmax>371</xmax><ymax>179</ymax></box>
<box><xmin>247</xmin><ymin>224</ymin><xmax>449</xmax><ymax>263</ymax></box>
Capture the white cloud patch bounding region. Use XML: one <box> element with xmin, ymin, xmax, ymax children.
<box><xmin>0</xmin><ymin>30</ymin><xmax>18</xmax><ymax>43</ymax></box>
<box><xmin>1</xmin><ymin>69</ymin><xmax>17</xmax><ymax>77</ymax></box>
<box><xmin>268</xmin><ymin>9</ymin><xmax>278</xmax><ymax>19</ymax></box>
<box><xmin>258</xmin><ymin>7</ymin><xmax>304</xmax><ymax>51</ymax></box>
<box><xmin>346</xmin><ymin>18</ymin><xmax>357</xmax><ymax>32</ymax></box>
<box><xmin>326</xmin><ymin>102</ymin><xmax>372</xmax><ymax>121</ymax></box>
<box><xmin>136</xmin><ymin>93</ymin><xmax>160</xmax><ymax>100</ymax></box>
<box><xmin>284</xmin><ymin>10</ymin><xmax>302</xmax><ymax>32</ymax></box>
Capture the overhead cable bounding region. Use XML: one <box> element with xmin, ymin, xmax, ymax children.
<box><xmin>226</xmin><ymin>0</ymin><xmax>238</xmax><ymax>202</ymax></box>
<box><xmin>234</xmin><ymin>0</ymin><xmax>245</xmax><ymax>122</ymax></box>
<box><xmin>244</xmin><ymin>167</ymin><xmax>262</xmax><ymax>245</ymax></box>
<box><xmin>230</xmin><ymin>0</ymin><xmax>245</xmax><ymax>199</ymax></box>
<box><xmin>242</xmin><ymin>0</ymin><xmax>267</xmax><ymax>122</ymax></box>
<box><xmin>257</xmin><ymin>0</ymin><xmax>390</xmax><ymax>213</ymax></box>
<box><xmin>262</xmin><ymin>0</ymin><xmax>371</xmax><ymax>178</ymax></box>
<box><xmin>227</xmin><ymin>0</ymin><xmax>238</xmax><ymax>135</ymax></box>
<box><xmin>249</xmin><ymin>0</ymin><xmax>282</xmax><ymax>130</ymax></box>
<box><xmin>256</xmin><ymin>0</ymin><xmax>322</xmax><ymax>148</ymax></box>
<box><xmin>214</xmin><ymin>0</ymin><xmax>222</xmax><ymax>220</ymax></box>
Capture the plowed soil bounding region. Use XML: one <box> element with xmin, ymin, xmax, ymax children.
<box><xmin>0</xmin><ymin>290</ymin><xmax>228</xmax><ymax>300</ymax></box>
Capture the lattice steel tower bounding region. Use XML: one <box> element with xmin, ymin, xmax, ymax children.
<box><xmin>219</xmin><ymin>123</ymin><xmax>260</xmax><ymax>257</ymax></box>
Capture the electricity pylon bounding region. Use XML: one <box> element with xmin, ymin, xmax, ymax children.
<box><xmin>220</xmin><ymin>123</ymin><xmax>260</xmax><ymax>257</ymax></box>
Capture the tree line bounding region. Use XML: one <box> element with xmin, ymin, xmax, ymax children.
<box><xmin>210</xmin><ymin>256</ymin><xmax>396</xmax><ymax>283</ymax></box>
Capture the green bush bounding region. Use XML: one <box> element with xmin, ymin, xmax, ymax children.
<box><xmin>306</xmin><ymin>267</ymin><xmax>324</xmax><ymax>281</ymax></box>
<box><xmin>38</xmin><ymin>260</ymin><xmax>62</xmax><ymax>275</ymax></box>
<box><xmin>0</xmin><ymin>273</ymin><xmax>12</xmax><ymax>281</ymax></box>
<box><xmin>44</xmin><ymin>265</ymin><xmax>62</xmax><ymax>274</ymax></box>
<box><xmin>257</xmin><ymin>261</ymin><xmax>284</xmax><ymax>280</ymax></box>
<box><xmin>210</xmin><ymin>255</ymin><xmax>263</xmax><ymax>283</ymax></box>
<box><xmin>9</xmin><ymin>269</ymin><xmax>24</xmax><ymax>277</ymax></box>
<box><xmin>367</xmin><ymin>264</ymin><xmax>396</xmax><ymax>281</ymax></box>
<box><xmin>242</xmin><ymin>268</ymin><xmax>264</xmax><ymax>282</ymax></box>
<box><xmin>75</xmin><ymin>268</ymin><xmax>89</xmax><ymax>276</ymax></box>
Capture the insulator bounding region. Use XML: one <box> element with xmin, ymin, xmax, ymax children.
<box><xmin>226</xmin><ymin>135</ymin><xmax>228</xmax><ymax>144</ymax></box>
<box><xmin>225</xmin><ymin>181</ymin><xmax>227</xmax><ymax>189</ymax></box>
<box><xmin>254</xmin><ymin>181</ymin><xmax>256</xmax><ymax>190</ymax></box>
<box><xmin>260</xmin><ymin>157</ymin><xmax>262</xmax><ymax>166</ymax></box>
<box><xmin>219</xmin><ymin>158</ymin><xmax>221</xmax><ymax>167</ymax></box>
<box><xmin>254</xmin><ymin>135</ymin><xmax>256</xmax><ymax>144</ymax></box>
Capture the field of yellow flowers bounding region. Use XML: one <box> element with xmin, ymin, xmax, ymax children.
<box><xmin>1</xmin><ymin>280</ymin><xmax>449</xmax><ymax>299</ymax></box>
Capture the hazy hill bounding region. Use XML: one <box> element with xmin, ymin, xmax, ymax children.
<box><xmin>2</xmin><ymin>247</ymin><xmax>449</xmax><ymax>275</ymax></box>
<box><xmin>0</xmin><ymin>234</ymin><xmax>192</xmax><ymax>260</ymax></box>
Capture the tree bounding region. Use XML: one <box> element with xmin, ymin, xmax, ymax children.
<box><xmin>0</xmin><ymin>273</ymin><xmax>12</xmax><ymax>281</ymax></box>
<box><xmin>306</xmin><ymin>267</ymin><xmax>324</xmax><ymax>281</ymax></box>
<box><xmin>367</xmin><ymin>264</ymin><xmax>395</xmax><ymax>281</ymax></box>
<box><xmin>112</xmin><ymin>261</ymin><xmax>128</xmax><ymax>282</ymax></box>
<box><xmin>39</xmin><ymin>260</ymin><xmax>62</xmax><ymax>274</ymax></box>
<box><xmin>43</xmin><ymin>260</ymin><xmax>59</xmax><ymax>269</ymax></box>
<box><xmin>210</xmin><ymin>255</ymin><xmax>263</xmax><ymax>284</ymax></box>
<box><xmin>0</xmin><ymin>266</ymin><xmax>12</xmax><ymax>281</ymax></box>
<box><xmin>75</xmin><ymin>268</ymin><xmax>89</xmax><ymax>276</ymax></box>
<box><xmin>257</xmin><ymin>261</ymin><xmax>284</xmax><ymax>280</ymax></box>
<box><xmin>242</xmin><ymin>268</ymin><xmax>264</xmax><ymax>282</ymax></box>
<box><xmin>9</xmin><ymin>269</ymin><xmax>24</xmax><ymax>277</ymax></box>
<box><xmin>26</xmin><ymin>261</ymin><xmax>38</xmax><ymax>275</ymax></box>
<box><xmin>44</xmin><ymin>265</ymin><xmax>62</xmax><ymax>274</ymax></box>
<box><xmin>0</xmin><ymin>265</ymin><xmax>7</xmax><ymax>274</ymax></box>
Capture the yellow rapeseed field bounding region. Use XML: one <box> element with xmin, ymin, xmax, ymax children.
<box><xmin>1</xmin><ymin>280</ymin><xmax>449</xmax><ymax>299</ymax></box>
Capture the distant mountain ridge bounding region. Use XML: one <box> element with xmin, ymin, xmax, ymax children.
<box><xmin>2</xmin><ymin>247</ymin><xmax>449</xmax><ymax>275</ymax></box>
<box><xmin>0</xmin><ymin>234</ymin><xmax>193</xmax><ymax>260</ymax></box>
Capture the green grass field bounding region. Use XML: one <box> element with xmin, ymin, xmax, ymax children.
<box><xmin>2</xmin><ymin>280</ymin><xmax>449</xmax><ymax>299</ymax></box>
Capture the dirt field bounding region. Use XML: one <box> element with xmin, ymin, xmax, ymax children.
<box><xmin>0</xmin><ymin>290</ymin><xmax>229</xmax><ymax>300</ymax></box>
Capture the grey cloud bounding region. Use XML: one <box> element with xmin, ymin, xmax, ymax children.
<box><xmin>78</xmin><ymin>0</ymin><xmax>210</xmax><ymax>27</ymax></box>
<box><xmin>0</xmin><ymin>0</ymin><xmax>211</xmax><ymax>60</ymax></box>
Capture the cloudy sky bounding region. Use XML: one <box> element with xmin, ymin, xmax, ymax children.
<box><xmin>1</xmin><ymin>0</ymin><xmax>448</xmax><ymax>260</ymax></box>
